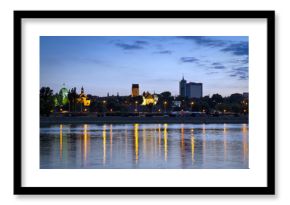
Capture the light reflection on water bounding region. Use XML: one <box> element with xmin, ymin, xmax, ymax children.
<box><xmin>40</xmin><ymin>123</ymin><xmax>249</xmax><ymax>169</ymax></box>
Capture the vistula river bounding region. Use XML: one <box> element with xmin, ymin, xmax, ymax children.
<box><xmin>40</xmin><ymin>123</ymin><xmax>248</xmax><ymax>169</ymax></box>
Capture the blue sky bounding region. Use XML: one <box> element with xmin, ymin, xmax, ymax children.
<box><xmin>40</xmin><ymin>36</ymin><xmax>248</xmax><ymax>97</ymax></box>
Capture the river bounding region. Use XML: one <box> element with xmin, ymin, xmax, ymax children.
<box><xmin>40</xmin><ymin>123</ymin><xmax>248</xmax><ymax>169</ymax></box>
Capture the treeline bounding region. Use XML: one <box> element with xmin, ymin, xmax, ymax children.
<box><xmin>40</xmin><ymin>87</ymin><xmax>248</xmax><ymax>116</ymax></box>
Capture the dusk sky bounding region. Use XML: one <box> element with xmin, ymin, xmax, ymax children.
<box><xmin>40</xmin><ymin>36</ymin><xmax>248</xmax><ymax>97</ymax></box>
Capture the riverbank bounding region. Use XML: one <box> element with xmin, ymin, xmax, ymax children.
<box><xmin>40</xmin><ymin>116</ymin><xmax>248</xmax><ymax>125</ymax></box>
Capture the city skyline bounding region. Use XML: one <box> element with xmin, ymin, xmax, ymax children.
<box><xmin>40</xmin><ymin>36</ymin><xmax>249</xmax><ymax>97</ymax></box>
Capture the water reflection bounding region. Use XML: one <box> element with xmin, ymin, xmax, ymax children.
<box><xmin>164</xmin><ymin>124</ymin><xmax>168</xmax><ymax>161</ymax></box>
<box><xmin>134</xmin><ymin>124</ymin><xmax>139</xmax><ymax>163</ymax></box>
<box><xmin>40</xmin><ymin>123</ymin><xmax>249</xmax><ymax>169</ymax></box>
<box><xmin>59</xmin><ymin>124</ymin><xmax>63</xmax><ymax>160</ymax></box>
<box><xmin>224</xmin><ymin>123</ymin><xmax>227</xmax><ymax>161</ymax></box>
<box><xmin>103</xmin><ymin>124</ymin><xmax>106</xmax><ymax>164</ymax></box>
<box><xmin>191</xmin><ymin>129</ymin><xmax>195</xmax><ymax>163</ymax></box>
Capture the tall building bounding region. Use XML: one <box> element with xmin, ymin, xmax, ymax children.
<box><xmin>131</xmin><ymin>84</ymin><xmax>139</xmax><ymax>97</ymax></box>
<box><xmin>186</xmin><ymin>82</ymin><xmax>203</xmax><ymax>98</ymax></box>
<box><xmin>179</xmin><ymin>76</ymin><xmax>187</xmax><ymax>97</ymax></box>
<box><xmin>179</xmin><ymin>76</ymin><xmax>203</xmax><ymax>98</ymax></box>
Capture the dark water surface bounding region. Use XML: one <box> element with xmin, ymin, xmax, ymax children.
<box><xmin>40</xmin><ymin>123</ymin><xmax>248</xmax><ymax>169</ymax></box>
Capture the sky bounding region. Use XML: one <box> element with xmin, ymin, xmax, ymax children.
<box><xmin>40</xmin><ymin>36</ymin><xmax>248</xmax><ymax>97</ymax></box>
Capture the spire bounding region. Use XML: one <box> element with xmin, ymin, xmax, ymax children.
<box><xmin>182</xmin><ymin>74</ymin><xmax>184</xmax><ymax>80</ymax></box>
<box><xmin>81</xmin><ymin>86</ymin><xmax>84</xmax><ymax>94</ymax></box>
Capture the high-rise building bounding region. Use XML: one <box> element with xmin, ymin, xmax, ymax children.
<box><xmin>179</xmin><ymin>76</ymin><xmax>203</xmax><ymax>98</ymax></box>
<box><xmin>186</xmin><ymin>82</ymin><xmax>203</xmax><ymax>98</ymax></box>
<box><xmin>179</xmin><ymin>76</ymin><xmax>187</xmax><ymax>97</ymax></box>
<box><xmin>132</xmin><ymin>84</ymin><xmax>139</xmax><ymax>97</ymax></box>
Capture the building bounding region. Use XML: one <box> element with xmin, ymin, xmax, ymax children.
<box><xmin>179</xmin><ymin>76</ymin><xmax>203</xmax><ymax>98</ymax></box>
<box><xmin>141</xmin><ymin>91</ymin><xmax>158</xmax><ymax>106</ymax></box>
<box><xmin>186</xmin><ymin>82</ymin><xmax>203</xmax><ymax>98</ymax></box>
<box><xmin>243</xmin><ymin>92</ymin><xmax>249</xmax><ymax>99</ymax></box>
<box><xmin>131</xmin><ymin>84</ymin><xmax>139</xmax><ymax>97</ymax></box>
<box><xmin>179</xmin><ymin>76</ymin><xmax>187</xmax><ymax>97</ymax></box>
<box><xmin>78</xmin><ymin>86</ymin><xmax>91</xmax><ymax>107</ymax></box>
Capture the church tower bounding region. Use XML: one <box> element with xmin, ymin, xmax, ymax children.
<box><xmin>132</xmin><ymin>84</ymin><xmax>139</xmax><ymax>97</ymax></box>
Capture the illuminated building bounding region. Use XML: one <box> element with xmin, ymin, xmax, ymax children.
<box><xmin>78</xmin><ymin>86</ymin><xmax>91</xmax><ymax>107</ymax></box>
<box><xmin>54</xmin><ymin>86</ymin><xmax>69</xmax><ymax>107</ymax></box>
<box><xmin>132</xmin><ymin>84</ymin><xmax>139</xmax><ymax>97</ymax></box>
<box><xmin>141</xmin><ymin>91</ymin><xmax>158</xmax><ymax>106</ymax></box>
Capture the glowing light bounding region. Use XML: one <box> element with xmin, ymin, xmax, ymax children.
<box><xmin>191</xmin><ymin>129</ymin><xmax>195</xmax><ymax>163</ymax></box>
<box><xmin>134</xmin><ymin>124</ymin><xmax>139</xmax><ymax>163</ymax></box>
<box><xmin>59</xmin><ymin>124</ymin><xmax>63</xmax><ymax>160</ymax></box>
<box><xmin>164</xmin><ymin>124</ymin><xmax>168</xmax><ymax>161</ymax></box>
<box><xmin>125</xmin><ymin>127</ymin><xmax>128</xmax><ymax>158</ymax></box>
<box><xmin>242</xmin><ymin>124</ymin><xmax>248</xmax><ymax>162</ymax></box>
<box><xmin>110</xmin><ymin>124</ymin><xmax>113</xmax><ymax>159</ymax></box>
<box><xmin>180</xmin><ymin>124</ymin><xmax>185</xmax><ymax>155</ymax></box>
<box><xmin>102</xmin><ymin>125</ymin><xmax>106</xmax><ymax>164</ymax></box>
<box><xmin>141</xmin><ymin>93</ymin><xmax>158</xmax><ymax>106</ymax></box>
<box><xmin>83</xmin><ymin>124</ymin><xmax>88</xmax><ymax>163</ymax></box>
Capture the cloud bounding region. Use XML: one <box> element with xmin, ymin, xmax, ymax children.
<box><xmin>230</xmin><ymin>57</ymin><xmax>249</xmax><ymax>65</ymax></box>
<box><xmin>135</xmin><ymin>40</ymin><xmax>149</xmax><ymax>45</ymax></box>
<box><xmin>154</xmin><ymin>50</ymin><xmax>172</xmax><ymax>55</ymax></box>
<box><xmin>115</xmin><ymin>43</ymin><xmax>144</xmax><ymax>50</ymax></box>
<box><xmin>212</xmin><ymin>62</ymin><xmax>226</xmax><ymax>70</ymax></box>
<box><xmin>229</xmin><ymin>66</ymin><xmax>248</xmax><ymax>80</ymax></box>
<box><xmin>207</xmin><ymin>71</ymin><xmax>219</xmax><ymax>75</ymax></box>
<box><xmin>180</xmin><ymin>57</ymin><xmax>199</xmax><ymax>63</ymax></box>
<box><xmin>178</xmin><ymin>36</ymin><xmax>226</xmax><ymax>47</ymax></box>
<box><xmin>221</xmin><ymin>41</ymin><xmax>248</xmax><ymax>56</ymax></box>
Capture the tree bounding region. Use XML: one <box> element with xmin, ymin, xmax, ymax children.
<box><xmin>229</xmin><ymin>93</ymin><xmax>244</xmax><ymax>104</ymax></box>
<box><xmin>40</xmin><ymin>87</ymin><xmax>54</xmax><ymax>116</ymax></box>
<box><xmin>212</xmin><ymin>93</ymin><xmax>223</xmax><ymax>104</ymax></box>
<box><xmin>160</xmin><ymin>91</ymin><xmax>171</xmax><ymax>99</ymax></box>
<box><xmin>68</xmin><ymin>87</ymin><xmax>78</xmax><ymax>112</ymax></box>
<box><xmin>231</xmin><ymin>103</ymin><xmax>242</xmax><ymax>114</ymax></box>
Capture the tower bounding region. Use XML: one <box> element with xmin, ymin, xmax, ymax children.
<box><xmin>179</xmin><ymin>76</ymin><xmax>187</xmax><ymax>97</ymax></box>
<box><xmin>132</xmin><ymin>84</ymin><xmax>139</xmax><ymax>97</ymax></box>
<box><xmin>81</xmin><ymin>86</ymin><xmax>84</xmax><ymax>95</ymax></box>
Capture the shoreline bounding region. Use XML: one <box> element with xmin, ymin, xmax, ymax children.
<box><xmin>40</xmin><ymin>116</ymin><xmax>248</xmax><ymax>125</ymax></box>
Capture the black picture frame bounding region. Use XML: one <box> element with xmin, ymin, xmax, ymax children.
<box><xmin>14</xmin><ymin>10</ymin><xmax>275</xmax><ymax>195</ymax></box>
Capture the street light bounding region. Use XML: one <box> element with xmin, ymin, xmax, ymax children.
<box><xmin>102</xmin><ymin>100</ymin><xmax>106</xmax><ymax>116</ymax></box>
<box><xmin>135</xmin><ymin>101</ymin><xmax>138</xmax><ymax>112</ymax></box>
<box><xmin>191</xmin><ymin>101</ymin><xmax>194</xmax><ymax>111</ymax></box>
<box><xmin>163</xmin><ymin>101</ymin><xmax>167</xmax><ymax>113</ymax></box>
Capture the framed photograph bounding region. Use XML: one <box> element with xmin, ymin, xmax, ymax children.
<box><xmin>14</xmin><ymin>10</ymin><xmax>275</xmax><ymax>195</ymax></box>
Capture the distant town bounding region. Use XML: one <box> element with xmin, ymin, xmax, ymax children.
<box><xmin>40</xmin><ymin>76</ymin><xmax>248</xmax><ymax>117</ymax></box>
